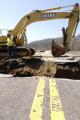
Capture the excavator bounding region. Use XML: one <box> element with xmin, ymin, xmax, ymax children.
<box><xmin>0</xmin><ymin>3</ymin><xmax>79</xmax><ymax>58</ymax></box>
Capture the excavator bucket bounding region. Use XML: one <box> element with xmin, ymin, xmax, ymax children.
<box><xmin>51</xmin><ymin>40</ymin><xmax>65</xmax><ymax>57</ymax></box>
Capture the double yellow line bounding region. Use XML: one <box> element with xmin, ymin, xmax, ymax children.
<box><xmin>29</xmin><ymin>77</ymin><xmax>65</xmax><ymax>120</ymax></box>
<box><xmin>49</xmin><ymin>78</ymin><xmax>65</xmax><ymax>120</ymax></box>
<box><xmin>29</xmin><ymin>77</ymin><xmax>45</xmax><ymax>120</ymax></box>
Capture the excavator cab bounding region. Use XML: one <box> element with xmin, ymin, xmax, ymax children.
<box><xmin>0</xmin><ymin>29</ymin><xmax>8</xmax><ymax>36</ymax></box>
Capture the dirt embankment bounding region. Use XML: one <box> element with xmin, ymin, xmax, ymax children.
<box><xmin>0</xmin><ymin>57</ymin><xmax>56</xmax><ymax>77</ymax></box>
<box><xmin>0</xmin><ymin>57</ymin><xmax>80</xmax><ymax>79</ymax></box>
<box><xmin>55</xmin><ymin>62</ymin><xmax>80</xmax><ymax>79</ymax></box>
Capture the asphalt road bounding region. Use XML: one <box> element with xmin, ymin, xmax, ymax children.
<box><xmin>56</xmin><ymin>78</ymin><xmax>80</xmax><ymax>120</ymax></box>
<box><xmin>0</xmin><ymin>76</ymin><xmax>80</xmax><ymax>120</ymax></box>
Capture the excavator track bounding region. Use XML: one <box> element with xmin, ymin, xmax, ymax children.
<box><xmin>0</xmin><ymin>47</ymin><xmax>35</xmax><ymax>58</ymax></box>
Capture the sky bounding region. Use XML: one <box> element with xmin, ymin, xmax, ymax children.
<box><xmin>0</xmin><ymin>0</ymin><xmax>80</xmax><ymax>43</ymax></box>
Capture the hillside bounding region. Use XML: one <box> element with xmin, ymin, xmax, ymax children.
<box><xmin>28</xmin><ymin>35</ymin><xmax>80</xmax><ymax>51</ymax></box>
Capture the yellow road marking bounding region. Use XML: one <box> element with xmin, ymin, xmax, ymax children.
<box><xmin>29</xmin><ymin>77</ymin><xmax>45</xmax><ymax>120</ymax></box>
<box><xmin>49</xmin><ymin>78</ymin><xmax>65</xmax><ymax>120</ymax></box>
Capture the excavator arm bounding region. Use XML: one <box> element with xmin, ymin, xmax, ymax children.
<box><xmin>11</xmin><ymin>11</ymin><xmax>70</xmax><ymax>45</ymax></box>
<box><xmin>64</xmin><ymin>3</ymin><xmax>79</xmax><ymax>51</ymax></box>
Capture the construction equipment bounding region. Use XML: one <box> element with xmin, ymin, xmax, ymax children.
<box><xmin>0</xmin><ymin>3</ymin><xmax>79</xmax><ymax>57</ymax></box>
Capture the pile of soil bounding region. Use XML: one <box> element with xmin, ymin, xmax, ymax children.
<box><xmin>0</xmin><ymin>57</ymin><xmax>56</xmax><ymax>77</ymax></box>
<box><xmin>55</xmin><ymin>62</ymin><xmax>80</xmax><ymax>79</ymax></box>
<box><xmin>0</xmin><ymin>57</ymin><xmax>80</xmax><ymax>79</ymax></box>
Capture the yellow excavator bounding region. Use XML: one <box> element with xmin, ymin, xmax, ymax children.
<box><xmin>0</xmin><ymin>3</ymin><xmax>79</xmax><ymax>57</ymax></box>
